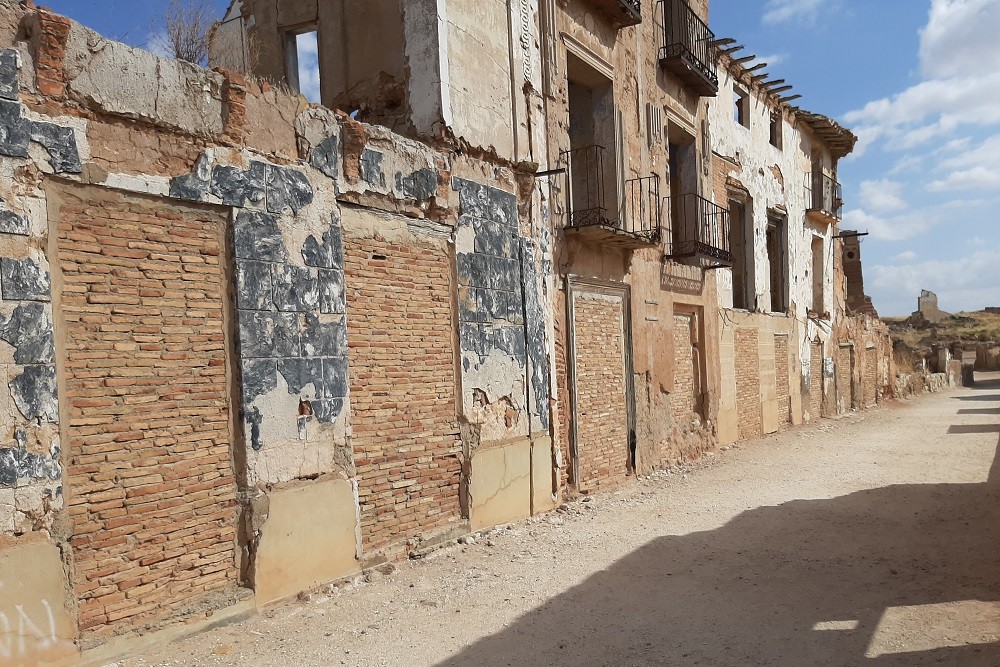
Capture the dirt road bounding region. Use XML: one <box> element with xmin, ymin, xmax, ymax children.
<box><xmin>122</xmin><ymin>373</ymin><xmax>1000</xmax><ymax>667</ymax></box>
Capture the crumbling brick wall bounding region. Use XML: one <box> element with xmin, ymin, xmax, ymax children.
<box><xmin>774</xmin><ymin>334</ymin><xmax>791</xmax><ymax>427</ymax></box>
<box><xmin>735</xmin><ymin>329</ymin><xmax>762</xmax><ymax>439</ymax></box>
<box><xmin>670</xmin><ymin>315</ymin><xmax>697</xmax><ymax>426</ymax></box>
<box><xmin>835</xmin><ymin>313</ymin><xmax>894</xmax><ymax>407</ymax></box>
<box><xmin>863</xmin><ymin>346</ymin><xmax>878</xmax><ymax>408</ymax></box>
<box><xmin>54</xmin><ymin>184</ymin><xmax>238</xmax><ymax>637</ymax></box>
<box><xmin>0</xmin><ymin>4</ymin><xmax>560</xmax><ymax>654</ymax></box>
<box><xmin>836</xmin><ymin>344</ymin><xmax>854</xmax><ymax>411</ymax></box>
<box><xmin>345</xmin><ymin>229</ymin><xmax>463</xmax><ymax>555</ymax></box>
<box><xmin>571</xmin><ymin>292</ymin><xmax>629</xmax><ymax>492</ymax></box>
<box><xmin>808</xmin><ymin>341</ymin><xmax>823</xmax><ymax>420</ymax></box>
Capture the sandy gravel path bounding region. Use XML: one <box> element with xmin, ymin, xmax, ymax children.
<box><xmin>122</xmin><ymin>373</ymin><xmax>1000</xmax><ymax>666</ymax></box>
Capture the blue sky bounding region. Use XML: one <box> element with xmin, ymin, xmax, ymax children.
<box><xmin>46</xmin><ymin>0</ymin><xmax>1000</xmax><ymax>316</ymax></box>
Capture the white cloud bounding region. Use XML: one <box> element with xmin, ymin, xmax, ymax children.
<box><xmin>755</xmin><ymin>53</ymin><xmax>787</xmax><ymax>67</ymax></box>
<box><xmin>842</xmin><ymin>208</ymin><xmax>936</xmax><ymax>242</ymax></box>
<box><xmin>859</xmin><ymin>179</ymin><xmax>907</xmax><ymax>213</ymax></box>
<box><xmin>919</xmin><ymin>0</ymin><xmax>1000</xmax><ymax>79</ymax></box>
<box><xmin>762</xmin><ymin>0</ymin><xmax>824</xmax><ymax>25</ymax></box>
<box><xmin>845</xmin><ymin>1</ymin><xmax>1000</xmax><ymax>152</ymax></box>
<box><xmin>892</xmin><ymin>250</ymin><xmax>919</xmax><ymax>263</ymax></box>
<box><xmin>293</xmin><ymin>31</ymin><xmax>321</xmax><ymax>104</ymax></box>
<box><xmin>929</xmin><ymin>165</ymin><xmax>1000</xmax><ymax>191</ymax></box>
<box><xmin>870</xmin><ymin>248</ymin><xmax>1000</xmax><ymax>314</ymax></box>
<box><xmin>927</xmin><ymin>133</ymin><xmax>1000</xmax><ymax>190</ymax></box>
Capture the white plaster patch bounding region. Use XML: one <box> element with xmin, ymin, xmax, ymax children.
<box><xmin>246</xmin><ymin>372</ymin><xmax>349</xmax><ymax>487</ymax></box>
<box><xmin>104</xmin><ymin>173</ymin><xmax>171</xmax><ymax>197</ymax></box>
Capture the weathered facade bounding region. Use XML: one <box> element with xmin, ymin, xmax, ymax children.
<box><xmin>0</xmin><ymin>0</ymin><xmax>899</xmax><ymax>663</ymax></box>
<box><xmin>708</xmin><ymin>51</ymin><xmax>895</xmax><ymax>434</ymax></box>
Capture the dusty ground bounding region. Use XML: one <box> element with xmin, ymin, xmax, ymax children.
<box><xmin>121</xmin><ymin>374</ymin><xmax>1000</xmax><ymax>667</ymax></box>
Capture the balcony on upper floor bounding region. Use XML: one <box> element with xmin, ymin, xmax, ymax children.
<box><xmin>583</xmin><ymin>0</ymin><xmax>643</xmax><ymax>27</ymax></box>
<box><xmin>663</xmin><ymin>193</ymin><xmax>732</xmax><ymax>266</ymax></box>
<box><xmin>806</xmin><ymin>172</ymin><xmax>844</xmax><ymax>225</ymax></box>
<box><xmin>657</xmin><ymin>0</ymin><xmax>719</xmax><ymax>97</ymax></box>
<box><xmin>562</xmin><ymin>145</ymin><xmax>661</xmax><ymax>249</ymax></box>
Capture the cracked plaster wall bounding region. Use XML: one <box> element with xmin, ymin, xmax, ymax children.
<box><xmin>168</xmin><ymin>146</ymin><xmax>353</xmax><ymax>489</ymax></box>
<box><xmin>454</xmin><ymin>177</ymin><xmax>549</xmax><ymax>446</ymax></box>
<box><xmin>0</xmin><ymin>47</ymin><xmax>70</xmax><ymax>536</ymax></box>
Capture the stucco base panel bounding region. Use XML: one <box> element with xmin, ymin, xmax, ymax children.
<box><xmin>253</xmin><ymin>479</ymin><xmax>361</xmax><ymax>606</ymax></box>
<box><xmin>761</xmin><ymin>401</ymin><xmax>780</xmax><ymax>435</ymax></box>
<box><xmin>530</xmin><ymin>437</ymin><xmax>557</xmax><ymax>515</ymax></box>
<box><xmin>469</xmin><ymin>439</ymin><xmax>531</xmax><ymax>531</ymax></box>
<box><xmin>0</xmin><ymin>537</ymin><xmax>76</xmax><ymax>667</ymax></box>
<box><xmin>717</xmin><ymin>406</ymin><xmax>739</xmax><ymax>446</ymax></box>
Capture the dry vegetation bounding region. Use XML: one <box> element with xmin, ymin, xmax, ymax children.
<box><xmin>885</xmin><ymin>310</ymin><xmax>1000</xmax><ymax>349</ymax></box>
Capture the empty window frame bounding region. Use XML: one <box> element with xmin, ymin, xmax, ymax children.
<box><xmin>729</xmin><ymin>198</ymin><xmax>751</xmax><ymax>310</ymax></box>
<box><xmin>766</xmin><ymin>213</ymin><xmax>787</xmax><ymax>313</ymax></box>
<box><xmin>734</xmin><ymin>86</ymin><xmax>749</xmax><ymax>128</ymax></box>
<box><xmin>285</xmin><ymin>28</ymin><xmax>321</xmax><ymax>104</ymax></box>
<box><xmin>769</xmin><ymin>111</ymin><xmax>782</xmax><ymax>149</ymax></box>
<box><xmin>811</xmin><ymin>235</ymin><xmax>825</xmax><ymax>314</ymax></box>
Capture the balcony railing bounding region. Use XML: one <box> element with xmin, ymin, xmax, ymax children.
<box><xmin>621</xmin><ymin>175</ymin><xmax>662</xmax><ymax>240</ymax></box>
<box><xmin>562</xmin><ymin>145</ymin><xmax>660</xmax><ymax>248</ymax></box>
<box><xmin>806</xmin><ymin>172</ymin><xmax>843</xmax><ymax>223</ymax></box>
<box><xmin>664</xmin><ymin>193</ymin><xmax>732</xmax><ymax>265</ymax></box>
<box><xmin>657</xmin><ymin>0</ymin><xmax>719</xmax><ymax>97</ymax></box>
<box><xmin>584</xmin><ymin>0</ymin><xmax>643</xmax><ymax>26</ymax></box>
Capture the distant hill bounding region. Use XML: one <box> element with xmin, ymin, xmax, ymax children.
<box><xmin>884</xmin><ymin>309</ymin><xmax>1000</xmax><ymax>350</ymax></box>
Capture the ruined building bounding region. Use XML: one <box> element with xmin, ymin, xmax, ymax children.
<box><xmin>842</xmin><ymin>230</ymin><xmax>879</xmax><ymax>318</ymax></box>
<box><xmin>0</xmin><ymin>1</ymin><xmax>893</xmax><ymax>662</ymax></box>
<box><xmin>912</xmin><ymin>289</ymin><xmax>951</xmax><ymax>323</ymax></box>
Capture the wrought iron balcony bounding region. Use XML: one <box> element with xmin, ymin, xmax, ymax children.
<box><xmin>664</xmin><ymin>193</ymin><xmax>731</xmax><ymax>265</ymax></box>
<box><xmin>562</xmin><ymin>145</ymin><xmax>660</xmax><ymax>249</ymax></box>
<box><xmin>806</xmin><ymin>172</ymin><xmax>843</xmax><ymax>224</ymax></box>
<box><xmin>657</xmin><ymin>0</ymin><xmax>719</xmax><ymax>97</ymax></box>
<box><xmin>584</xmin><ymin>0</ymin><xmax>643</xmax><ymax>27</ymax></box>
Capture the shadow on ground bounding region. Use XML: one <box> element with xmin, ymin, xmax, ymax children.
<box><xmin>437</xmin><ymin>377</ymin><xmax>1000</xmax><ymax>667</ymax></box>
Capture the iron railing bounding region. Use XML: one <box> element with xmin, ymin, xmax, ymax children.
<box><xmin>562</xmin><ymin>145</ymin><xmax>660</xmax><ymax>243</ymax></box>
<box><xmin>582</xmin><ymin>0</ymin><xmax>642</xmax><ymax>25</ymax></box>
<box><xmin>658</xmin><ymin>0</ymin><xmax>718</xmax><ymax>95</ymax></box>
<box><xmin>806</xmin><ymin>172</ymin><xmax>843</xmax><ymax>219</ymax></box>
<box><xmin>620</xmin><ymin>175</ymin><xmax>662</xmax><ymax>241</ymax></box>
<box><xmin>664</xmin><ymin>193</ymin><xmax>731</xmax><ymax>264</ymax></box>
<box><xmin>619</xmin><ymin>0</ymin><xmax>642</xmax><ymax>21</ymax></box>
<box><xmin>563</xmin><ymin>145</ymin><xmax>612</xmax><ymax>228</ymax></box>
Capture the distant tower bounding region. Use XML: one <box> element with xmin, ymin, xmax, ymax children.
<box><xmin>914</xmin><ymin>289</ymin><xmax>950</xmax><ymax>323</ymax></box>
<box><xmin>841</xmin><ymin>231</ymin><xmax>878</xmax><ymax>317</ymax></box>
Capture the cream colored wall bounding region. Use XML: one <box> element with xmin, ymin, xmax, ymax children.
<box><xmin>252</xmin><ymin>478</ymin><xmax>362</xmax><ymax>605</ymax></box>
<box><xmin>443</xmin><ymin>0</ymin><xmax>519</xmax><ymax>160</ymax></box>
<box><xmin>717</xmin><ymin>310</ymin><xmax>803</xmax><ymax>445</ymax></box>
<box><xmin>0</xmin><ymin>538</ymin><xmax>76</xmax><ymax>666</ymax></box>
